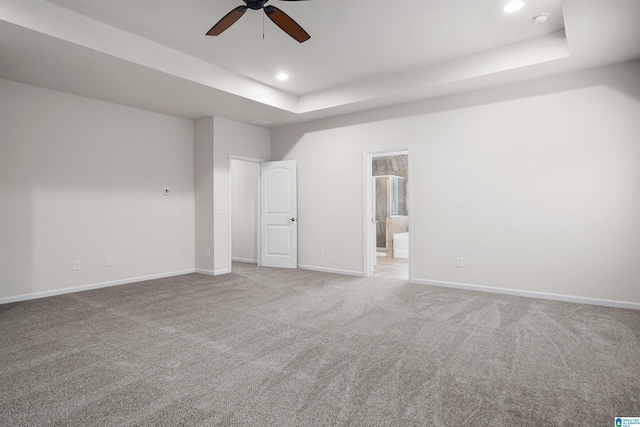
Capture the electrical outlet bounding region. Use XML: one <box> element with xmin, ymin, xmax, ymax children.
<box><xmin>318</xmin><ymin>246</ymin><xmax>324</xmax><ymax>255</ymax></box>
<box><xmin>73</xmin><ymin>260</ymin><xmax>80</xmax><ymax>271</ymax></box>
<box><xmin>456</xmin><ymin>257</ymin><xmax>464</xmax><ymax>268</ymax></box>
<box><xmin>105</xmin><ymin>257</ymin><xmax>112</xmax><ymax>267</ymax></box>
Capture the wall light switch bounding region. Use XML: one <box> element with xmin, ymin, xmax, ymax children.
<box><xmin>206</xmin><ymin>249</ymin><xmax>211</xmax><ymax>257</ymax></box>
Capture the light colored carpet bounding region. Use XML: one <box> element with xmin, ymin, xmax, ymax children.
<box><xmin>1</xmin><ymin>262</ymin><xmax>639</xmax><ymax>426</ymax></box>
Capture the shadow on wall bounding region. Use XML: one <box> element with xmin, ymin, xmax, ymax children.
<box><xmin>0</xmin><ymin>188</ymin><xmax>33</xmax><ymax>298</ymax></box>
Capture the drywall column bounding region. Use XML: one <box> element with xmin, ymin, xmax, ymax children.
<box><xmin>212</xmin><ymin>117</ymin><xmax>270</xmax><ymax>274</ymax></box>
<box><xmin>194</xmin><ymin>117</ymin><xmax>215</xmax><ymax>274</ymax></box>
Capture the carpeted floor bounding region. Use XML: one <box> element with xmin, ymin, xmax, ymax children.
<box><xmin>1</xmin><ymin>262</ymin><xmax>639</xmax><ymax>426</ymax></box>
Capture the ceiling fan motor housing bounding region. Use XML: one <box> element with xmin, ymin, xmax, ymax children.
<box><xmin>245</xmin><ymin>0</ymin><xmax>268</xmax><ymax>10</ymax></box>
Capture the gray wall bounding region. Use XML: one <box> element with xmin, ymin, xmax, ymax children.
<box><xmin>3</xmin><ymin>60</ymin><xmax>640</xmax><ymax>307</ymax></box>
<box><xmin>195</xmin><ymin>117</ymin><xmax>214</xmax><ymax>273</ymax></box>
<box><xmin>0</xmin><ymin>79</ymin><xmax>195</xmax><ymax>300</ymax></box>
<box><xmin>271</xmin><ymin>60</ymin><xmax>640</xmax><ymax>305</ymax></box>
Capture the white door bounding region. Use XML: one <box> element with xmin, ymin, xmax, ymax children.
<box><xmin>260</xmin><ymin>160</ymin><xmax>297</xmax><ymax>268</ymax></box>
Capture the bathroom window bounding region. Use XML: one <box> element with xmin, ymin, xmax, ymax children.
<box><xmin>390</xmin><ymin>176</ymin><xmax>399</xmax><ymax>215</ymax></box>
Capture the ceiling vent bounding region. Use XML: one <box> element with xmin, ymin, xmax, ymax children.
<box><xmin>533</xmin><ymin>13</ymin><xmax>549</xmax><ymax>23</ymax></box>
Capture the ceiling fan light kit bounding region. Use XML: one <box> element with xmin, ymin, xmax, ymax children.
<box><xmin>206</xmin><ymin>0</ymin><xmax>311</xmax><ymax>43</ymax></box>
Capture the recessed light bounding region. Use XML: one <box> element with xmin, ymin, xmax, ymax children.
<box><xmin>276</xmin><ymin>72</ymin><xmax>289</xmax><ymax>81</ymax></box>
<box><xmin>504</xmin><ymin>1</ymin><xmax>524</xmax><ymax>13</ymax></box>
<box><xmin>533</xmin><ymin>13</ymin><xmax>549</xmax><ymax>23</ymax></box>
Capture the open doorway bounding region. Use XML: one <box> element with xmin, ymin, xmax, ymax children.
<box><xmin>229</xmin><ymin>156</ymin><xmax>262</xmax><ymax>270</ymax></box>
<box><xmin>229</xmin><ymin>157</ymin><xmax>298</xmax><ymax>272</ymax></box>
<box><xmin>364</xmin><ymin>148</ymin><xmax>412</xmax><ymax>280</ymax></box>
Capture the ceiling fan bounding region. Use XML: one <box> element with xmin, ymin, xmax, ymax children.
<box><xmin>206</xmin><ymin>0</ymin><xmax>311</xmax><ymax>43</ymax></box>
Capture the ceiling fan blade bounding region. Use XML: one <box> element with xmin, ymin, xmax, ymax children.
<box><xmin>206</xmin><ymin>6</ymin><xmax>248</xmax><ymax>36</ymax></box>
<box><xmin>264</xmin><ymin>5</ymin><xmax>310</xmax><ymax>43</ymax></box>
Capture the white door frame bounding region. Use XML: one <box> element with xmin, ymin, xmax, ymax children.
<box><xmin>229</xmin><ymin>155</ymin><xmax>264</xmax><ymax>271</ymax></box>
<box><xmin>363</xmin><ymin>146</ymin><xmax>413</xmax><ymax>279</ymax></box>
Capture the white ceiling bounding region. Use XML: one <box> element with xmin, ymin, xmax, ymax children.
<box><xmin>45</xmin><ymin>0</ymin><xmax>567</xmax><ymax>95</ymax></box>
<box><xmin>1</xmin><ymin>0</ymin><xmax>639</xmax><ymax>127</ymax></box>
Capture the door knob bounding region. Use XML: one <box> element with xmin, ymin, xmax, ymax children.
<box><xmin>289</xmin><ymin>217</ymin><xmax>296</xmax><ymax>222</ymax></box>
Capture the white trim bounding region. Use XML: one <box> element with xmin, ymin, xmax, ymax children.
<box><xmin>298</xmin><ymin>264</ymin><xmax>364</xmax><ymax>277</ymax></box>
<box><xmin>0</xmin><ymin>269</ymin><xmax>195</xmax><ymax>305</ymax></box>
<box><xmin>196</xmin><ymin>268</ymin><xmax>230</xmax><ymax>276</ymax></box>
<box><xmin>363</xmin><ymin>151</ymin><xmax>371</xmax><ymax>277</ymax></box>
<box><xmin>232</xmin><ymin>257</ymin><xmax>258</xmax><ymax>264</ymax></box>
<box><xmin>411</xmin><ymin>277</ymin><xmax>640</xmax><ymax>310</ymax></box>
<box><xmin>230</xmin><ymin>155</ymin><xmax>265</xmax><ymax>163</ymax></box>
<box><xmin>368</xmin><ymin>149</ymin><xmax>410</xmax><ymax>157</ymax></box>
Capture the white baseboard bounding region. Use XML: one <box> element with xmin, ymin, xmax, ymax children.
<box><xmin>0</xmin><ymin>269</ymin><xmax>196</xmax><ymax>305</ymax></box>
<box><xmin>195</xmin><ymin>268</ymin><xmax>231</xmax><ymax>276</ymax></box>
<box><xmin>298</xmin><ymin>264</ymin><xmax>364</xmax><ymax>277</ymax></box>
<box><xmin>232</xmin><ymin>258</ymin><xmax>257</xmax><ymax>264</ymax></box>
<box><xmin>411</xmin><ymin>278</ymin><xmax>640</xmax><ymax>310</ymax></box>
<box><xmin>7</xmin><ymin>269</ymin><xmax>634</xmax><ymax>310</ymax></box>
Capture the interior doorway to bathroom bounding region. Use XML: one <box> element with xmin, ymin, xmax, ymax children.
<box><xmin>364</xmin><ymin>148</ymin><xmax>411</xmax><ymax>280</ymax></box>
